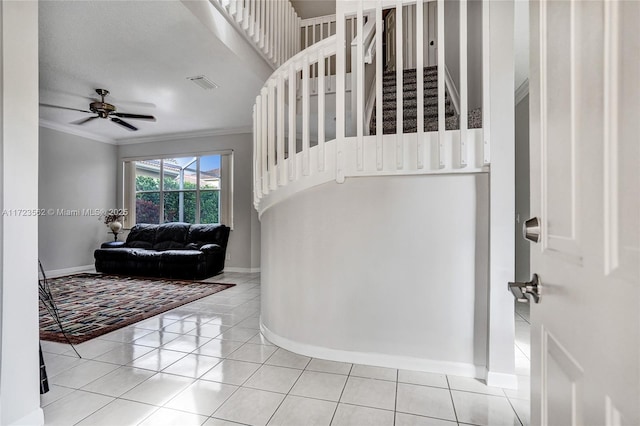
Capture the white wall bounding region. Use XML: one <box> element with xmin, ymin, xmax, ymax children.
<box><xmin>117</xmin><ymin>133</ymin><xmax>260</xmax><ymax>271</ymax></box>
<box><xmin>261</xmin><ymin>174</ymin><xmax>490</xmax><ymax>375</ymax></box>
<box><xmin>39</xmin><ymin>127</ymin><xmax>118</xmax><ymax>272</ymax></box>
<box><xmin>0</xmin><ymin>1</ymin><xmax>44</xmax><ymax>424</ymax></box>
<box><xmin>515</xmin><ymin>95</ymin><xmax>530</xmax><ymax>281</ymax></box>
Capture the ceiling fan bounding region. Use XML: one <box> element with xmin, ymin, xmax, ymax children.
<box><xmin>40</xmin><ymin>89</ymin><xmax>156</xmax><ymax>131</ymax></box>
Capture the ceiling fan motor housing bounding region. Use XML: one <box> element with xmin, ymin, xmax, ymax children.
<box><xmin>90</xmin><ymin>101</ymin><xmax>116</xmax><ymax>118</ymax></box>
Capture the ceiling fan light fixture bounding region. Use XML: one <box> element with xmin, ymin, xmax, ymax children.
<box><xmin>187</xmin><ymin>75</ymin><xmax>219</xmax><ymax>90</ymax></box>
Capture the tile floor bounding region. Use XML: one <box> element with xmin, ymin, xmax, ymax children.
<box><xmin>41</xmin><ymin>272</ymin><xmax>531</xmax><ymax>426</ymax></box>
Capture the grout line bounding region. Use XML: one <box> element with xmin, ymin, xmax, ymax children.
<box><xmin>445</xmin><ymin>375</ymin><xmax>460</xmax><ymax>424</ymax></box>
<box><xmin>393</xmin><ymin>369</ymin><xmax>399</xmax><ymax>426</ymax></box>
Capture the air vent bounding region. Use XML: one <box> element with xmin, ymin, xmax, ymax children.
<box><xmin>187</xmin><ymin>75</ymin><xmax>219</xmax><ymax>90</ymax></box>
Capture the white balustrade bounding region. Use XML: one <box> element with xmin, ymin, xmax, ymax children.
<box><xmin>253</xmin><ymin>0</ymin><xmax>488</xmax><ymax>215</ymax></box>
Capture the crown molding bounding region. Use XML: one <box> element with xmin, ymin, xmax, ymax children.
<box><xmin>115</xmin><ymin>126</ymin><xmax>253</xmax><ymax>145</ymax></box>
<box><xmin>39</xmin><ymin>119</ymin><xmax>117</xmax><ymax>144</ymax></box>
<box><xmin>515</xmin><ymin>78</ymin><xmax>529</xmax><ymax>105</ymax></box>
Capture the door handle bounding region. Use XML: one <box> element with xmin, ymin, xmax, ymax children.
<box><xmin>508</xmin><ymin>273</ymin><xmax>542</xmax><ymax>304</ymax></box>
<box><xmin>523</xmin><ymin>217</ymin><xmax>541</xmax><ymax>243</ymax></box>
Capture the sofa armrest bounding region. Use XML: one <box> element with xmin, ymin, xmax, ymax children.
<box><xmin>200</xmin><ymin>243</ymin><xmax>223</xmax><ymax>254</ymax></box>
<box><xmin>101</xmin><ymin>241</ymin><xmax>126</xmax><ymax>249</ymax></box>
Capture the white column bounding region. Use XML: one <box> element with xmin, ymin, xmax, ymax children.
<box><xmin>486</xmin><ymin>0</ymin><xmax>516</xmax><ymax>389</ymax></box>
<box><xmin>0</xmin><ymin>1</ymin><xmax>44</xmax><ymax>425</ymax></box>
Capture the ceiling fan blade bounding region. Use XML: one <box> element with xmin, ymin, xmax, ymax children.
<box><xmin>40</xmin><ymin>103</ymin><xmax>92</xmax><ymax>114</ymax></box>
<box><xmin>111</xmin><ymin>117</ymin><xmax>138</xmax><ymax>131</ymax></box>
<box><xmin>70</xmin><ymin>116</ymin><xmax>99</xmax><ymax>126</ymax></box>
<box><xmin>113</xmin><ymin>112</ymin><xmax>156</xmax><ymax>121</ymax></box>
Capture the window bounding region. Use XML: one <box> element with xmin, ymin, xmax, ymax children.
<box><xmin>123</xmin><ymin>152</ymin><xmax>233</xmax><ymax>227</ymax></box>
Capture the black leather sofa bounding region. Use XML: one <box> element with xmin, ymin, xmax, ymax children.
<box><xmin>94</xmin><ymin>222</ymin><xmax>230</xmax><ymax>279</ymax></box>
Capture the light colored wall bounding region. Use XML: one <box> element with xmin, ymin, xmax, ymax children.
<box><xmin>117</xmin><ymin>133</ymin><xmax>260</xmax><ymax>270</ymax></box>
<box><xmin>261</xmin><ymin>174</ymin><xmax>489</xmax><ymax>375</ymax></box>
<box><xmin>515</xmin><ymin>94</ymin><xmax>530</xmax><ymax>281</ymax></box>
<box><xmin>0</xmin><ymin>1</ymin><xmax>44</xmax><ymax>424</ymax></box>
<box><xmin>444</xmin><ymin>0</ymin><xmax>483</xmax><ymax>111</ymax></box>
<box><xmin>38</xmin><ymin>127</ymin><xmax>118</xmax><ymax>272</ymax></box>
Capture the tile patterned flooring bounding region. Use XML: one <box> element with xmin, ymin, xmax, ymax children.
<box><xmin>41</xmin><ymin>272</ymin><xmax>531</xmax><ymax>426</ymax></box>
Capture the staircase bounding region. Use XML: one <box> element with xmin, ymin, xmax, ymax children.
<box><xmin>370</xmin><ymin>66</ymin><xmax>483</xmax><ymax>134</ymax></box>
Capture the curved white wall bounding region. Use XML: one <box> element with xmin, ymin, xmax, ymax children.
<box><xmin>260</xmin><ymin>173</ymin><xmax>490</xmax><ymax>376</ymax></box>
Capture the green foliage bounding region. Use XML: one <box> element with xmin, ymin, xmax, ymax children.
<box><xmin>135</xmin><ymin>176</ymin><xmax>219</xmax><ymax>224</ymax></box>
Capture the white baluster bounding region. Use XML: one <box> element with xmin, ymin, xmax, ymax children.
<box><xmin>375</xmin><ymin>0</ymin><xmax>383</xmax><ymax>170</ymax></box>
<box><xmin>260</xmin><ymin>89</ymin><xmax>268</xmax><ymax>194</ymax></box>
<box><xmin>302</xmin><ymin>56</ymin><xmax>310</xmax><ymax>176</ymax></box>
<box><xmin>288</xmin><ymin>66</ymin><xmax>297</xmax><ymax>181</ymax></box>
<box><xmin>459</xmin><ymin>0</ymin><xmax>468</xmax><ymax>168</ymax></box>
<box><xmin>356</xmin><ymin>1</ymin><xmax>364</xmax><ymax>171</ymax></box>
<box><xmin>416</xmin><ymin>0</ymin><xmax>425</xmax><ymax>169</ymax></box>
<box><xmin>396</xmin><ymin>1</ymin><xmax>404</xmax><ymax>170</ymax></box>
<box><xmin>268</xmin><ymin>81</ymin><xmax>277</xmax><ymax>189</ymax></box>
<box><xmin>277</xmin><ymin>75</ymin><xmax>286</xmax><ymax>184</ymax></box>
<box><xmin>318</xmin><ymin>48</ymin><xmax>326</xmax><ymax>172</ymax></box>
<box><xmin>437</xmin><ymin>0</ymin><xmax>445</xmax><ymax>168</ymax></box>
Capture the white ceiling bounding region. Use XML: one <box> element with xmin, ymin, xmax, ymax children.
<box><xmin>39</xmin><ymin>1</ymin><xmax>269</xmax><ymax>144</ymax></box>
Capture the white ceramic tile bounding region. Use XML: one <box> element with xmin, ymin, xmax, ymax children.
<box><xmin>235</xmin><ymin>316</ymin><xmax>260</xmax><ymax>329</ymax></box>
<box><xmin>138</xmin><ymin>407</ymin><xmax>208</xmax><ymax>426</ymax></box>
<box><xmin>94</xmin><ymin>343</ymin><xmax>155</xmax><ymax>365</ymax></box>
<box><xmin>120</xmin><ymin>372</ymin><xmax>194</xmax><ymax>406</ymax></box>
<box><xmin>43</xmin><ymin>389</ymin><xmax>114</xmax><ymax>426</ymax></box>
<box><xmin>132</xmin><ymin>330</ymin><xmax>182</xmax><ymax>347</ymax></box>
<box><xmin>244</xmin><ymin>364</ymin><xmax>303</xmax><ymax>393</ymax></box>
<box><xmin>98</xmin><ymin>327</ymin><xmax>154</xmax><ymax>343</ymax></box>
<box><xmin>42</xmin><ymin>353</ymin><xmax>86</xmax><ymax>377</ymax></box>
<box><xmin>451</xmin><ymin>390</ymin><xmax>521</xmax><ymax>426</ymax></box>
<box><xmin>162</xmin><ymin>321</ymin><xmax>198</xmax><ymax>334</ymax></box>
<box><xmin>217</xmin><ymin>326</ymin><xmax>259</xmax><ymax>342</ymax></box>
<box><xmin>204</xmin><ymin>417</ymin><xmax>248</xmax><ymax>426</ymax></box>
<box><xmin>350</xmin><ymin>364</ymin><xmax>398</xmax><ymax>382</ymax></box>
<box><xmin>290</xmin><ymin>370</ymin><xmax>348</xmax><ymax>402</ymax></box>
<box><xmin>127</xmin><ymin>348</ymin><xmax>187</xmax><ymax>371</ymax></box>
<box><xmin>65</xmin><ymin>339</ymin><xmax>125</xmax><ymax>359</ymax></box>
<box><xmin>40</xmin><ymin>384</ymin><xmax>75</xmax><ymax>407</ymax></box>
<box><xmin>340</xmin><ymin>376</ymin><xmax>397</xmax><ymax>410</ymax></box>
<box><xmin>161</xmin><ymin>308</ymin><xmax>199</xmax><ymax>320</ymax></box>
<box><xmin>306</xmin><ymin>359</ymin><xmax>352</xmax><ymax>375</ymax></box>
<box><xmin>187</xmin><ymin>323</ymin><xmax>230</xmax><ymax>338</ymax></box>
<box><xmin>162</xmin><ymin>353</ymin><xmax>222</xmax><ymax>378</ymax></box>
<box><xmin>227</xmin><ymin>343</ymin><xmax>278</xmax><ymax>363</ymax></box>
<box><xmin>50</xmin><ymin>359</ymin><xmax>120</xmax><ymax>389</ymax></box>
<box><xmin>82</xmin><ymin>366</ymin><xmax>155</xmax><ymax>397</ymax></box>
<box><xmin>75</xmin><ymin>398</ymin><xmax>157</xmax><ymax>426</ymax></box>
<box><xmin>396</xmin><ymin>383</ymin><xmax>457</xmax><ymax>421</ymax></box>
<box><xmin>398</xmin><ymin>370</ymin><xmax>449</xmax><ymax>388</ymax></box>
<box><xmin>195</xmin><ymin>339</ymin><xmax>244</xmax><ymax>358</ymax></box>
<box><xmin>134</xmin><ymin>317</ymin><xmax>178</xmax><ymax>331</ymax></box>
<box><xmin>395</xmin><ymin>412</ymin><xmax>458</xmax><ymax>426</ymax></box>
<box><xmin>331</xmin><ymin>403</ymin><xmax>394</xmax><ymax>426</ymax></box>
<box><xmin>213</xmin><ymin>387</ymin><xmax>285</xmax><ymax>426</ymax></box>
<box><xmin>41</xmin><ymin>340</ymin><xmax>73</xmax><ymax>355</ymax></box>
<box><xmin>267</xmin><ymin>395</ymin><xmax>336</xmax><ymax>426</ymax></box>
<box><xmin>164</xmin><ymin>380</ymin><xmax>238</xmax><ymax>416</ymax></box>
<box><xmin>247</xmin><ymin>333</ymin><xmax>276</xmax><ymax>346</ymax></box>
<box><xmin>161</xmin><ymin>334</ymin><xmax>212</xmax><ymax>353</ymax></box>
<box><xmin>509</xmin><ymin>397</ymin><xmax>530</xmax><ymax>426</ymax></box>
<box><xmin>447</xmin><ymin>376</ymin><xmax>505</xmax><ymax>396</ymax></box>
<box><xmin>503</xmin><ymin>375</ymin><xmax>530</xmax><ymax>401</ymax></box>
<box><xmin>265</xmin><ymin>348</ymin><xmax>311</xmax><ymax>369</ymax></box>
<box><xmin>201</xmin><ymin>359</ymin><xmax>262</xmax><ymax>385</ymax></box>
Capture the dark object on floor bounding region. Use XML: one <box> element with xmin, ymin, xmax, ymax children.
<box><xmin>39</xmin><ymin>261</ymin><xmax>81</xmax><ymax>358</ymax></box>
<box><xmin>94</xmin><ymin>222</ymin><xmax>230</xmax><ymax>279</ymax></box>
<box><xmin>370</xmin><ymin>66</ymin><xmax>483</xmax><ymax>134</ymax></box>
<box><xmin>39</xmin><ymin>273</ymin><xmax>234</xmax><ymax>344</ymax></box>
<box><xmin>39</xmin><ymin>343</ymin><xmax>49</xmax><ymax>394</ymax></box>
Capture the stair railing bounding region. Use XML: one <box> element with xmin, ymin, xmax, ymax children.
<box><xmin>212</xmin><ymin>0</ymin><xmax>301</xmax><ymax>68</ymax></box>
<box><xmin>254</xmin><ymin>0</ymin><xmax>490</xmax><ymax>214</ymax></box>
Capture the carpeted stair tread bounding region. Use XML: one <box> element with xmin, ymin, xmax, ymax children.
<box><xmin>370</xmin><ymin>66</ymin><xmax>483</xmax><ymax>134</ymax></box>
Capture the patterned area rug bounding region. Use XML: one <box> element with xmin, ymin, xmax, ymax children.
<box><xmin>39</xmin><ymin>273</ymin><xmax>234</xmax><ymax>344</ymax></box>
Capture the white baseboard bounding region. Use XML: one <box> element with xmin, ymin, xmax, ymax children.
<box><xmin>9</xmin><ymin>407</ymin><xmax>44</xmax><ymax>426</ymax></box>
<box><xmin>44</xmin><ymin>264</ymin><xmax>95</xmax><ymax>278</ymax></box>
<box><xmin>261</xmin><ymin>321</ymin><xmax>484</xmax><ymax>379</ymax></box>
<box><xmin>486</xmin><ymin>370</ymin><xmax>518</xmax><ymax>389</ymax></box>
<box><xmin>224</xmin><ymin>267</ymin><xmax>261</xmax><ymax>273</ymax></box>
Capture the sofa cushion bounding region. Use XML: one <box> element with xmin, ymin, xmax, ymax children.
<box><xmin>153</xmin><ymin>241</ymin><xmax>186</xmax><ymax>251</ymax></box>
<box><xmin>127</xmin><ymin>241</ymin><xmax>153</xmax><ymax>249</ymax></box>
<box><xmin>156</xmin><ymin>222</ymin><xmax>190</xmax><ymax>244</ymax></box>
<box><xmin>188</xmin><ymin>224</ymin><xmax>229</xmax><ymax>247</ymax></box>
<box><xmin>126</xmin><ymin>224</ymin><xmax>158</xmax><ymax>246</ymax></box>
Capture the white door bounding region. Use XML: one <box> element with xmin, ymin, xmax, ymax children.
<box><xmin>528</xmin><ymin>1</ymin><xmax>639</xmax><ymax>425</ymax></box>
